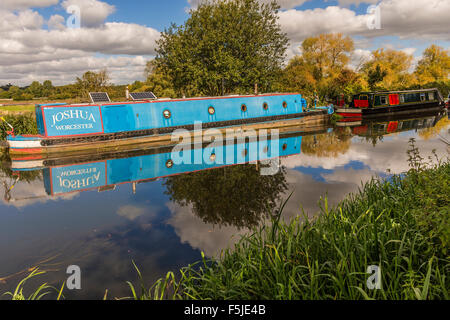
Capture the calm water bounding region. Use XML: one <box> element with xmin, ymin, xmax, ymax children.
<box><xmin>0</xmin><ymin>111</ymin><xmax>449</xmax><ymax>299</ymax></box>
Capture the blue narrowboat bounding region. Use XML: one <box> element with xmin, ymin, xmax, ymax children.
<box><xmin>6</xmin><ymin>93</ymin><xmax>328</xmax><ymax>158</ymax></box>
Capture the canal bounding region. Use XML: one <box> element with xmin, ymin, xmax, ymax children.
<box><xmin>0</xmin><ymin>111</ymin><xmax>449</xmax><ymax>299</ymax></box>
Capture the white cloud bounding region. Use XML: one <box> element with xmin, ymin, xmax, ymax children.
<box><xmin>167</xmin><ymin>202</ymin><xmax>249</xmax><ymax>258</ymax></box>
<box><xmin>117</xmin><ymin>205</ymin><xmax>146</xmax><ymax>220</ymax></box>
<box><xmin>279</xmin><ymin>0</ymin><xmax>450</xmax><ymax>43</ymax></box>
<box><xmin>0</xmin><ymin>55</ymin><xmax>149</xmax><ymax>85</ymax></box>
<box><xmin>48</xmin><ymin>14</ymin><xmax>66</xmax><ymax>30</ymax></box>
<box><xmin>0</xmin><ymin>5</ymin><xmax>159</xmax><ymax>85</ymax></box>
<box><xmin>0</xmin><ymin>9</ymin><xmax>44</xmax><ymax>32</ymax></box>
<box><xmin>350</xmin><ymin>48</ymin><xmax>373</xmax><ymax>70</ymax></box>
<box><xmin>279</xmin><ymin>6</ymin><xmax>367</xmax><ymax>43</ymax></box>
<box><xmin>12</xmin><ymin>23</ymin><xmax>160</xmax><ymax>55</ymax></box>
<box><xmin>0</xmin><ymin>0</ymin><xmax>59</xmax><ymax>10</ymax></box>
<box><xmin>61</xmin><ymin>0</ymin><xmax>115</xmax><ymax>28</ymax></box>
<box><xmin>1</xmin><ymin>176</ymin><xmax>79</xmax><ymax>208</ymax></box>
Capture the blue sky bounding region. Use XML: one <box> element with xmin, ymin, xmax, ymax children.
<box><xmin>0</xmin><ymin>0</ymin><xmax>449</xmax><ymax>86</ymax></box>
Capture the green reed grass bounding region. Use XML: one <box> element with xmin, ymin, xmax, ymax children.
<box><xmin>1</xmin><ymin>268</ymin><xmax>64</xmax><ymax>300</ymax></box>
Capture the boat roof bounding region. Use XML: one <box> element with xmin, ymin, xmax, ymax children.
<box><xmin>36</xmin><ymin>92</ymin><xmax>301</xmax><ymax>108</ymax></box>
<box><xmin>355</xmin><ymin>88</ymin><xmax>439</xmax><ymax>95</ymax></box>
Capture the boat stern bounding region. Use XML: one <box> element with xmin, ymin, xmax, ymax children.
<box><xmin>7</xmin><ymin>135</ymin><xmax>44</xmax><ymax>157</ymax></box>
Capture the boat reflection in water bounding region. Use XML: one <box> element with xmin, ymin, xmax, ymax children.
<box><xmin>10</xmin><ymin>130</ymin><xmax>311</xmax><ymax>198</ymax></box>
<box><xmin>336</xmin><ymin>110</ymin><xmax>446</xmax><ymax>143</ymax></box>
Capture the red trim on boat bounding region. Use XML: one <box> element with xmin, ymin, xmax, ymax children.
<box><xmin>389</xmin><ymin>94</ymin><xmax>400</xmax><ymax>105</ymax></box>
<box><xmin>387</xmin><ymin>121</ymin><xmax>399</xmax><ymax>133</ymax></box>
<box><xmin>354</xmin><ymin>99</ymin><xmax>369</xmax><ymax>108</ymax></box>
<box><xmin>10</xmin><ymin>148</ymin><xmax>44</xmax><ymax>154</ymax></box>
<box><xmin>337</xmin><ymin>112</ymin><xmax>363</xmax><ymax>118</ymax></box>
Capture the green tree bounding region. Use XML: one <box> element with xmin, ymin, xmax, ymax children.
<box><xmin>75</xmin><ymin>69</ymin><xmax>111</xmax><ymax>99</ymax></box>
<box><xmin>155</xmin><ymin>0</ymin><xmax>289</xmax><ymax>97</ymax></box>
<box><xmin>27</xmin><ymin>81</ymin><xmax>43</xmax><ymax>98</ymax></box>
<box><xmin>42</xmin><ymin>80</ymin><xmax>54</xmax><ymax>97</ymax></box>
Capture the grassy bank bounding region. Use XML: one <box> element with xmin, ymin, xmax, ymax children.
<box><xmin>0</xmin><ymin>105</ymin><xmax>35</xmax><ymax>115</ymax></box>
<box><xmin>132</xmin><ymin>141</ymin><xmax>449</xmax><ymax>300</ymax></box>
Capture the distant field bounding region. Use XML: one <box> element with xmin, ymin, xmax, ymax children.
<box><xmin>0</xmin><ymin>104</ymin><xmax>35</xmax><ymax>114</ymax></box>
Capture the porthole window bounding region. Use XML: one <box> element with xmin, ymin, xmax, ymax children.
<box><xmin>241</xmin><ymin>104</ymin><xmax>247</xmax><ymax>112</ymax></box>
<box><xmin>282</xmin><ymin>101</ymin><xmax>288</xmax><ymax>108</ymax></box>
<box><xmin>166</xmin><ymin>159</ymin><xmax>174</xmax><ymax>168</ymax></box>
<box><xmin>263</xmin><ymin>102</ymin><xmax>269</xmax><ymax>110</ymax></box>
<box><xmin>282</xmin><ymin>143</ymin><xmax>287</xmax><ymax>151</ymax></box>
<box><xmin>163</xmin><ymin>109</ymin><xmax>171</xmax><ymax>119</ymax></box>
<box><xmin>208</xmin><ymin>106</ymin><xmax>215</xmax><ymax>115</ymax></box>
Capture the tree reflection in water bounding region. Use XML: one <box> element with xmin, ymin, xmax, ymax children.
<box><xmin>301</xmin><ymin>128</ymin><xmax>352</xmax><ymax>157</ymax></box>
<box><xmin>163</xmin><ymin>163</ymin><xmax>288</xmax><ymax>229</ymax></box>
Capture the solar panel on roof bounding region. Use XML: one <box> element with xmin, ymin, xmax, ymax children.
<box><xmin>89</xmin><ymin>92</ymin><xmax>111</xmax><ymax>103</ymax></box>
<box><xmin>129</xmin><ymin>92</ymin><xmax>157</xmax><ymax>101</ymax></box>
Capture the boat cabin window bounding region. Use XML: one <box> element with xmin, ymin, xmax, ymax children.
<box><xmin>399</xmin><ymin>94</ymin><xmax>405</xmax><ymax>103</ymax></box>
<box><xmin>420</xmin><ymin>93</ymin><xmax>426</xmax><ymax>101</ymax></box>
<box><xmin>359</xmin><ymin>95</ymin><xmax>368</xmax><ymax>100</ymax></box>
<box><xmin>428</xmin><ymin>92</ymin><xmax>435</xmax><ymax>100</ymax></box>
<box><xmin>380</xmin><ymin>96</ymin><xmax>388</xmax><ymax>105</ymax></box>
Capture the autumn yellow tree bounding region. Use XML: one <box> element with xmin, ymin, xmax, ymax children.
<box><xmin>362</xmin><ymin>48</ymin><xmax>416</xmax><ymax>90</ymax></box>
<box><xmin>278</xmin><ymin>33</ymin><xmax>355</xmax><ymax>103</ymax></box>
<box><xmin>415</xmin><ymin>45</ymin><xmax>450</xmax><ymax>85</ymax></box>
<box><xmin>301</xmin><ymin>129</ymin><xmax>352</xmax><ymax>158</ymax></box>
